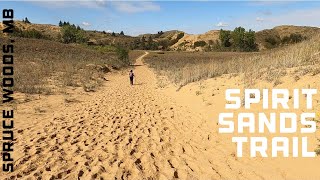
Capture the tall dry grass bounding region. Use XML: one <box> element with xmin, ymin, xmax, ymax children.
<box><xmin>129</xmin><ymin>50</ymin><xmax>145</xmax><ymax>64</ymax></box>
<box><xmin>1</xmin><ymin>37</ymin><xmax>122</xmax><ymax>94</ymax></box>
<box><xmin>145</xmin><ymin>35</ymin><xmax>320</xmax><ymax>87</ymax></box>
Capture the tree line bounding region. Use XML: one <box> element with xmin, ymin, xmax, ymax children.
<box><xmin>13</xmin><ymin>18</ymin><xmax>306</xmax><ymax>52</ymax></box>
<box><xmin>217</xmin><ymin>27</ymin><xmax>258</xmax><ymax>52</ymax></box>
<box><xmin>22</xmin><ymin>17</ymin><xmax>31</xmax><ymax>24</ymax></box>
<box><xmin>130</xmin><ymin>32</ymin><xmax>185</xmax><ymax>50</ymax></box>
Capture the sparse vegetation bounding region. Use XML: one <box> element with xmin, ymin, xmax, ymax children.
<box><xmin>1</xmin><ymin>37</ymin><xmax>130</xmax><ymax>94</ymax></box>
<box><xmin>12</xmin><ymin>27</ymin><xmax>51</xmax><ymax>40</ymax></box>
<box><xmin>4</xmin><ymin>20</ymin><xmax>320</xmax><ymax>94</ymax></box>
<box><xmin>316</xmin><ymin>137</ymin><xmax>320</xmax><ymax>156</ymax></box>
<box><xmin>169</xmin><ymin>32</ymin><xmax>185</xmax><ymax>47</ymax></box>
<box><xmin>315</xmin><ymin>148</ymin><xmax>320</xmax><ymax>156</ymax></box>
<box><xmin>264</xmin><ymin>36</ymin><xmax>281</xmax><ymax>49</ymax></box>
<box><xmin>129</xmin><ymin>50</ymin><xmax>145</xmax><ymax>64</ymax></box>
<box><xmin>7</xmin><ymin>21</ymin><xmax>319</xmax><ymax>52</ymax></box>
<box><xmin>145</xmin><ymin>51</ymin><xmax>253</xmax><ymax>85</ymax></box>
<box><xmin>177</xmin><ymin>32</ymin><xmax>184</xmax><ymax>40</ymax></box>
<box><xmin>145</xmin><ymin>35</ymin><xmax>320</xmax><ymax>87</ymax></box>
<box><xmin>264</xmin><ymin>33</ymin><xmax>306</xmax><ymax>49</ymax></box>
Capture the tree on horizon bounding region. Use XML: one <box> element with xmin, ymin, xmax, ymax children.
<box><xmin>24</xmin><ymin>17</ymin><xmax>31</xmax><ymax>24</ymax></box>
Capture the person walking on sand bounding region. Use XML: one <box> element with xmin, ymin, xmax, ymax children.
<box><xmin>129</xmin><ymin>70</ymin><xmax>134</xmax><ymax>85</ymax></box>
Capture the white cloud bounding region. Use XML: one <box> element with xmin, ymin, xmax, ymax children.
<box><xmin>112</xmin><ymin>2</ymin><xmax>160</xmax><ymax>13</ymax></box>
<box><xmin>31</xmin><ymin>1</ymin><xmax>106</xmax><ymax>9</ymax></box>
<box><xmin>216</xmin><ymin>22</ymin><xmax>228</xmax><ymax>27</ymax></box>
<box><xmin>31</xmin><ymin>1</ymin><xmax>160</xmax><ymax>13</ymax></box>
<box><xmin>260</xmin><ymin>10</ymin><xmax>272</xmax><ymax>16</ymax></box>
<box><xmin>106</xmin><ymin>30</ymin><xmax>112</xmax><ymax>33</ymax></box>
<box><xmin>78</xmin><ymin>0</ymin><xmax>106</xmax><ymax>9</ymax></box>
<box><xmin>256</xmin><ymin>17</ymin><xmax>264</xmax><ymax>22</ymax></box>
<box><xmin>248</xmin><ymin>1</ymin><xmax>291</xmax><ymax>6</ymax></box>
<box><xmin>82</xmin><ymin>22</ymin><xmax>91</xmax><ymax>26</ymax></box>
<box><xmin>232</xmin><ymin>7</ymin><xmax>320</xmax><ymax>32</ymax></box>
<box><xmin>266</xmin><ymin>8</ymin><xmax>320</xmax><ymax>28</ymax></box>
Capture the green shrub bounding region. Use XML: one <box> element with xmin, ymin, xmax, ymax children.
<box><xmin>282</xmin><ymin>33</ymin><xmax>304</xmax><ymax>44</ymax></box>
<box><xmin>218</xmin><ymin>27</ymin><xmax>258</xmax><ymax>52</ymax></box>
<box><xmin>177</xmin><ymin>32</ymin><xmax>184</xmax><ymax>40</ymax></box>
<box><xmin>169</xmin><ymin>38</ymin><xmax>179</xmax><ymax>46</ymax></box>
<box><xmin>194</xmin><ymin>41</ymin><xmax>207</xmax><ymax>48</ymax></box>
<box><xmin>210</xmin><ymin>40</ymin><xmax>225</xmax><ymax>51</ymax></box>
<box><xmin>242</xmin><ymin>29</ymin><xmax>258</xmax><ymax>52</ymax></box>
<box><xmin>264</xmin><ymin>36</ymin><xmax>280</xmax><ymax>49</ymax></box>
<box><xmin>157</xmin><ymin>39</ymin><xmax>170</xmax><ymax>50</ymax></box>
<box><xmin>116</xmin><ymin>47</ymin><xmax>130</xmax><ymax>65</ymax></box>
<box><xmin>61</xmin><ymin>25</ymin><xmax>88</xmax><ymax>44</ymax></box>
<box><xmin>168</xmin><ymin>32</ymin><xmax>185</xmax><ymax>46</ymax></box>
<box><xmin>88</xmin><ymin>45</ymin><xmax>117</xmax><ymax>53</ymax></box>
<box><xmin>155</xmin><ymin>31</ymin><xmax>164</xmax><ymax>38</ymax></box>
<box><xmin>219</xmin><ymin>29</ymin><xmax>231</xmax><ymax>47</ymax></box>
<box><xmin>12</xmin><ymin>28</ymin><xmax>50</xmax><ymax>40</ymax></box>
<box><xmin>315</xmin><ymin>148</ymin><xmax>320</xmax><ymax>156</ymax></box>
<box><xmin>145</xmin><ymin>36</ymin><xmax>158</xmax><ymax>50</ymax></box>
<box><xmin>22</xmin><ymin>17</ymin><xmax>31</xmax><ymax>24</ymax></box>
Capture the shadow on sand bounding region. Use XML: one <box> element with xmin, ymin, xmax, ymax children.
<box><xmin>133</xmin><ymin>83</ymin><xmax>144</xmax><ymax>86</ymax></box>
<box><xmin>129</xmin><ymin>64</ymin><xmax>143</xmax><ymax>67</ymax></box>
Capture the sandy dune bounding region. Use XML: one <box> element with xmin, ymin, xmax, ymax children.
<box><xmin>1</xmin><ymin>52</ymin><xmax>319</xmax><ymax>180</ymax></box>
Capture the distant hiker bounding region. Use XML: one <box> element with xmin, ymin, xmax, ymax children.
<box><xmin>129</xmin><ymin>70</ymin><xmax>134</xmax><ymax>85</ymax></box>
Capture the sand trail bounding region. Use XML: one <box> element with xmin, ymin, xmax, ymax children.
<box><xmin>2</xmin><ymin>52</ymin><xmax>287</xmax><ymax>180</ymax></box>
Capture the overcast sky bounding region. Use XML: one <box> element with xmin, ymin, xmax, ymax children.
<box><xmin>2</xmin><ymin>1</ymin><xmax>320</xmax><ymax>36</ymax></box>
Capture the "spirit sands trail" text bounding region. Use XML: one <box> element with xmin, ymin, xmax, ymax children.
<box><xmin>219</xmin><ymin>89</ymin><xmax>317</xmax><ymax>157</ymax></box>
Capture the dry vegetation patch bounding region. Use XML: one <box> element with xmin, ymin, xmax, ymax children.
<box><xmin>145</xmin><ymin>35</ymin><xmax>320</xmax><ymax>88</ymax></box>
<box><xmin>129</xmin><ymin>50</ymin><xmax>145</xmax><ymax>64</ymax></box>
<box><xmin>145</xmin><ymin>51</ymin><xmax>257</xmax><ymax>86</ymax></box>
<box><xmin>1</xmin><ymin>37</ymin><xmax>129</xmax><ymax>94</ymax></box>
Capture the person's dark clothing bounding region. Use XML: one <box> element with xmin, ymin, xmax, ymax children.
<box><xmin>130</xmin><ymin>77</ymin><xmax>133</xmax><ymax>85</ymax></box>
<box><xmin>129</xmin><ymin>71</ymin><xmax>134</xmax><ymax>85</ymax></box>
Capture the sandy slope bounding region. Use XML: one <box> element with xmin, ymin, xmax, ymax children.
<box><xmin>159</xmin><ymin>68</ymin><xmax>320</xmax><ymax>180</ymax></box>
<box><xmin>1</xmin><ymin>52</ymin><xmax>317</xmax><ymax>180</ymax></box>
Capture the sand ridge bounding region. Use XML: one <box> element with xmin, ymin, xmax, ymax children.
<box><xmin>2</xmin><ymin>52</ymin><xmax>290</xmax><ymax>180</ymax></box>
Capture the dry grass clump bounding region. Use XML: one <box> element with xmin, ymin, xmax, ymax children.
<box><xmin>145</xmin><ymin>51</ymin><xmax>254</xmax><ymax>86</ymax></box>
<box><xmin>316</xmin><ymin>137</ymin><xmax>320</xmax><ymax>156</ymax></box>
<box><xmin>259</xmin><ymin>67</ymin><xmax>287</xmax><ymax>84</ymax></box>
<box><xmin>145</xmin><ymin>35</ymin><xmax>320</xmax><ymax>87</ymax></box>
<box><xmin>1</xmin><ymin>37</ymin><xmax>123</xmax><ymax>94</ymax></box>
<box><xmin>311</xmin><ymin>67</ymin><xmax>320</xmax><ymax>76</ymax></box>
<box><xmin>129</xmin><ymin>50</ymin><xmax>145</xmax><ymax>64</ymax></box>
<box><xmin>316</xmin><ymin>148</ymin><xmax>320</xmax><ymax>156</ymax></box>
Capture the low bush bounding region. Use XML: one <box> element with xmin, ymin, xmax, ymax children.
<box><xmin>194</xmin><ymin>41</ymin><xmax>206</xmax><ymax>48</ymax></box>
